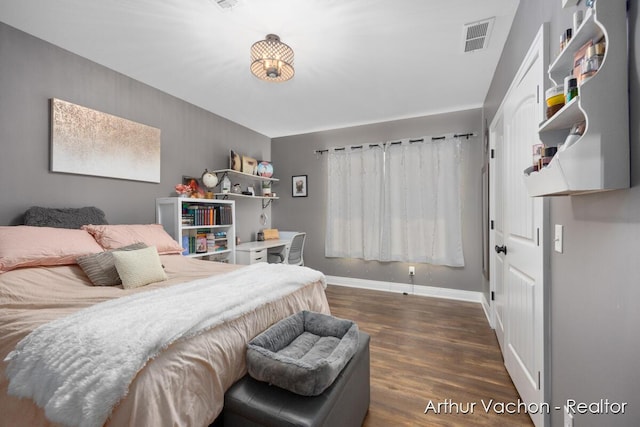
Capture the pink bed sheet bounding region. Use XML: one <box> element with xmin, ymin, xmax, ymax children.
<box><xmin>0</xmin><ymin>255</ymin><xmax>330</xmax><ymax>427</ymax></box>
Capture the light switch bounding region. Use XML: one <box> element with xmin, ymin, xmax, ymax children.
<box><xmin>554</xmin><ymin>224</ymin><xmax>564</xmax><ymax>253</ymax></box>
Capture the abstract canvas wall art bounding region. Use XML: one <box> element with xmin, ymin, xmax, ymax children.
<box><xmin>51</xmin><ymin>98</ymin><xmax>161</xmax><ymax>182</ymax></box>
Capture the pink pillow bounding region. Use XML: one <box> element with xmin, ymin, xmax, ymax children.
<box><xmin>0</xmin><ymin>226</ymin><xmax>104</xmax><ymax>273</ymax></box>
<box><xmin>82</xmin><ymin>224</ymin><xmax>184</xmax><ymax>255</ymax></box>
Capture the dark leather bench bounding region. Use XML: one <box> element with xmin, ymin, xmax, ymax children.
<box><xmin>223</xmin><ymin>331</ymin><xmax>370</xmax><ymax>427</ymax></box>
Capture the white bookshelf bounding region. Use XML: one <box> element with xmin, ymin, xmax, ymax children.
<box><xmin>155</xmin><ymin>197</ymin><xmax>236</xmax><ymax>263</ymax></box>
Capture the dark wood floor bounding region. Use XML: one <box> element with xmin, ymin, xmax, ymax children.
<box><xmin>325</xmin><ymin>285</ymin><xmax>534</xmax><ymax>427</ymax></box>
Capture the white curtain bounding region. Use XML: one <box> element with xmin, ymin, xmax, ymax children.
<box><xmin>325</xmin><ymin>146</ymin><xmax>384</xmax><ymax>259</ymax></box>
<box><xmin>381</xmin><ymin>138</ymin><xmax>464</xmax><ymax>266</ymax></box>
<box><xmin>325</xmin><ymin>136</ymin><xmax>465</xmax><ymax>267</ymax></box>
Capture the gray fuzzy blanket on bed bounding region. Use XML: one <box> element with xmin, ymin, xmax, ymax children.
<box><xmin>246</xmin><ymin>310</ymin><xmax>359</xmax><ymax>396</ymax></box>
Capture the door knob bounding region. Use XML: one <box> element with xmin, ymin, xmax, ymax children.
<box><xmin>495</xmin><ymin>245</ymin><xmax>507</xmax><ymax>255</ymax></box>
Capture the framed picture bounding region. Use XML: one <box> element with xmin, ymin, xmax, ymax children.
<box><xmin>181</xmin><ymin>175</ymin><xmax>203</xmax><ymax>197</ymax></box>
<box><xmin>242</xmin><ymin>156</ymin><xmax>258</xmax><ymax>175</ymax></box>
<box><xmin>51</xmin><ymin>98</ymin><xmax>161</xmax><ymax>183</ymax></box>
<box><xmin>292</xmin><ymin>175</ymin><xmax>308</xmax><ymax>197</ymax></box>
<box><xmin>229</xmin><ymin>150</ymin><xmax>242</xmax><ymax>171</ymax></box>
<box><xmin>182</xmin><ymin>175</ymin><xmax>200</xmax><ymax>188</ymax></box>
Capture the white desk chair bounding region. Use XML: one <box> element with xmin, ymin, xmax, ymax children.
<box><xmin>267</xmin><ymin>232</ymin><xmax>306</xmax><ymax>266</ymax></box>
<box><xmin>284</xmin><ymin>232</ymin><xmax>306</xmax><ymax>266</ymax></box>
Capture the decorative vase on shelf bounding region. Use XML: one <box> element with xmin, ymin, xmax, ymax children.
<box><xmin>262</xmin><ymin>181</ymin><xmax>272</xmax><ymax>196</ymax></box>
<box><xmin>257</xmin><ymin>161</ymin><xmax>273</xmax><ymax>178</ymax></box>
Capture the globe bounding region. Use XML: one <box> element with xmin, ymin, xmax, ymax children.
<box><xmin>201</xmin><ymin>169</ymin><xmax>219</xmax><ymax>189</ymax></box>
<box><xmin>257</xmin><ymin>161</ymin><xmax>273</xmax><ymax>178</ymax></box>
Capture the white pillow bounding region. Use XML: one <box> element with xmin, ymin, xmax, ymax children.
<box><xmin>112</xmin><ymin>246</ymin><xmax>167</xmax><ymax>289</ymax></box>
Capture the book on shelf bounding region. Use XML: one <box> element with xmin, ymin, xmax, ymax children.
<box><xmin>181</xmin><ymin>205</ymin><xmax>215</xmax><ymax>226</ymax></box>
<box><xmin>181</xmin><ymin>236</ymin><xmax>189</xmax><ymax>255</ymax></box>
<box><xmin>180</xmin><ymin>204</ymin><xmax>232</xmax><ymax>226</ymax></box>
<box><xmin>216</xmin><ymin>205</ymin><xmax>233</xmax><ymax>225</ymax></box>
<box><xmin>181</xmin><ymin>214</ymin><xmax>195</xmax><ymax>226</ymax></box>
<box><xmin>195</xmin><ymin>230</ymin><xmax>208</xmax><ymax>253</ymax></box>
<box><xmin>182</xmin><ymin>236</ymin><xmax>202</xmax><ymax>255</ymax></box>
<box><xmin>206</xmin><ymin>233</ymin><xmax>216</xmax><ymax>250</ymax></box>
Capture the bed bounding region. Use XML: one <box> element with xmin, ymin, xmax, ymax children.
<box><xmin>0</xmin><ymin>219</ymin><xmax>330</xmax><ymax>427</ymax></box>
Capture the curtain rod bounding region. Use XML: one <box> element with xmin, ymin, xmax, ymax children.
<box><xmin>313</xmin><ymin>132</ymin><xmax>476</xmax><ymax>155</ymax></box>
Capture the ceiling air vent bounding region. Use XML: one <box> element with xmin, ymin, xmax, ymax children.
<box><xmin>462</xmin><ymin>18</ymin><xmax>494</xmax><ymax>53</ymax></box>
<box><xmin>212</xmin><ymin>0</ymin><xmax>239</xmax><ymax>10</ymax></box>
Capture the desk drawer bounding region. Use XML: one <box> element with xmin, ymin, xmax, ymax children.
<box><xmin>250</xmin><ymin>249</ymin><xmax>267</xmax><ymax>263</ymax></box>
<box><xmin>235</xmin><ymin>242</ymin><xmax>286</xmax><ymax>265</ymax></box>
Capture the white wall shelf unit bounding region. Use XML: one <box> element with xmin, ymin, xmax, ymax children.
<box><xmin>523</xmin><ymin>0</ymin><xmax>629</xmax><ymax>197</ymax></box>
<box><xmin>547</xmin><ymin>9</ymin><xmax>604</xmax><ymax>85</ymax></box>
<box><xmin>213</xmin><ymin>169</ymin><xmax>279</xmax><ymax>208</ymax></box>
<box><xmin>156</xmin><ymin>197</ymin><xmax>236</xmax><ymax>263</ymax></box>
<box><xmin>213</xmin><ymin>169</ymin><xmax>279</xmax><ymax>183</ymax></box>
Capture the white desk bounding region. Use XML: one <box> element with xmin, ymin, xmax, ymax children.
<box><xmin>235</xmin><ymin>239</ymin><xmax>290</xmax><ymax>265</ymax></box>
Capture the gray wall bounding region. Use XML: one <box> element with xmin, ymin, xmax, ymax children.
<box><xmin>272</xmin><ymin>109</ymin><xmax>484</xmax><ymax>292</ymax></box>
<box><xmin>0</xmin><ymin>22</ymin><xmax>271</xmax><ymax>242</ymax></box>
<box><xmin>485</xmin><ymin>0</ymin><xmax>640</xmax><ymax>425</ymax></box>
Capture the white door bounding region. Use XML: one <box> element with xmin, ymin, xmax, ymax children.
<box><xmin>489</xmin><ymin>116</ymin><xmax>506</xmax><ymax>352</ymax></box>
<box><xmin>490</xmin><ymin>25</ymin><xmax>548</xmax><ymax>427</ymax></box>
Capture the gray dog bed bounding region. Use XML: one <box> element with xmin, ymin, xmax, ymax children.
<box><xmin>246</xmin><ymin>311</ymin><xmax>359</xmax><ymax>396</ymax></box>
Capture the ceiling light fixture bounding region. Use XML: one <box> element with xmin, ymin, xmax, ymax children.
<box><xmin>250</xmin><ymin>34</ymin><xmax>294</xmax><ymax>82</ymax></box>
<box><xmin>212</xmin><ymin>0</ymin><xmax>239</xmax><ymax>10</ymax></box>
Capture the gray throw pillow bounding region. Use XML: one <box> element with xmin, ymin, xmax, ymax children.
<box><xmin>77</xmin><ymin>243</ymin><xmax>147</xmax><ymax>286</ymax></box>
<box><xmin>23</xmin><ymin>206</ymin><xmax>108</xmax><ymax>229</ymax></box>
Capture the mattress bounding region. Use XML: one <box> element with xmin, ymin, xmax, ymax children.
<box><xmin>0</xmin><ymin>255</ymin><xmax>330</xmax><ymax>427</ymax></box>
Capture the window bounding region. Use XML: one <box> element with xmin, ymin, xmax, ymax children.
<box><xmin>325</xmin><ymin>137</ymin><xmax>464</xmax><ymax>266</ymax></box>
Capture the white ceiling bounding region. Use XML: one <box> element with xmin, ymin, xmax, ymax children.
<box><xmin>0</xmin><ymin>0</ymin><xmax>519</xmax><ymax>138</ymax></box>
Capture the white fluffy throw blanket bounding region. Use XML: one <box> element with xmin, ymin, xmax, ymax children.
<box><xmin>4</xmin><ymin>263</ymin><xmax>325</xmax><ymax>427</ymax></box>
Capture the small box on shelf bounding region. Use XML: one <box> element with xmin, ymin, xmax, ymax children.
<box><xmin>573</xmin><ymin>39</ymin><xmax>593</xmax><ymax>85</ymax></box>
<box><xmin>529</xmin><ymin>144</ymin><xmax>558</xmax><ymax>173</ymax></box>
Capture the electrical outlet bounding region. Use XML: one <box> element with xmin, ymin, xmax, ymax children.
<box><xmin>564</xmin><ymin>405</ymin><xmax>574</xmax><ymax>427</ymax></box>
<box><xmin>409</xmin><ymin>266</ymin><xmax>415</xmax><ymax>276</ymax></box>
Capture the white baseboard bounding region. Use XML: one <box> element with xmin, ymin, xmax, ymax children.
<box><xmin>481</xmin><ymin>293</ymin><xmax>493</xmax><ymax>327</ymax></box>
<box><xmin>325</xmin><ymin>275</ymin><xmax>484</xmax><ymax>304</ymax></box>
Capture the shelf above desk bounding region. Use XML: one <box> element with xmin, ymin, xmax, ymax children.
<box><xmin>214</xmin><ymin>193</ymin><xmax>279</xmax><ymax>200</ymax></box>
<box><xmin>215</xmin><ymin>192</ymin><xmax>279</xmax><ymax>208</ymax></box>
<box><xmin>213</xmin><ymin>169</ymin><xmax>279</xmax><ymax>182</ymax></box>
